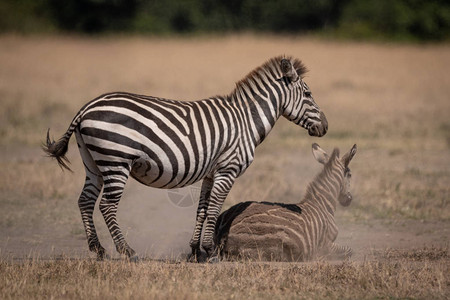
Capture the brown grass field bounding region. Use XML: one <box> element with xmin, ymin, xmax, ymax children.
<box><xmin>0</xmin><ymin>34</ymin><xmax>449</xmax><ymax>299</ymax></box>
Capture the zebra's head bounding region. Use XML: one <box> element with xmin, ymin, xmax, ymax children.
<box><xmin>312</xmin><ymin>143</ymin><xmax>357</xmax><ymax>207</ymax></box>
<box><xmin>280</xmin><ymin>58</ymin><xmax>328</xmax><ymax>137</ymax></box>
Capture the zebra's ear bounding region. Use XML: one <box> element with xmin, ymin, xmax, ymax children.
<box><xmin>342</xmin><ymin>144</ymin><xmax>357</xmax><ymax>167</ymax></box>
<box><xmin>281</xmin><ymin>59</ymin><xmax>299</xmax><ymax>82</ymax></box>
<box><xmin>312</xmin><ymin>143</ymin><xmax>329</xmax><ymax>165</ymax></box>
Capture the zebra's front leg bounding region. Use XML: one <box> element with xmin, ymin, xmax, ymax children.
<box><xmin>99</xmin><ymin>173</ymin><xmax>137</xmax><ymax>261</ymax></box>
<box><xmin>188</xmin><ymin>177</ymin><xmax>214</xmax><ymax>262</ymax></box>
<box><xmin>201</xmin><ymin>173</ymin><xmax>235</xmax><ymax>262</ymax></box>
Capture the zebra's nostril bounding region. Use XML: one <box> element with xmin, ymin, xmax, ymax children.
<box><xmin>308</xmin><ymin>125</ymin><xmax>319</xmax><ymax>136</ymax></box>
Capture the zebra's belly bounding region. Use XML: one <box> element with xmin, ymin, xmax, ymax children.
<box><xmin>130</xmin><ymin>156</ymin><xmax>210</xmax><ymax>189</ymax></box>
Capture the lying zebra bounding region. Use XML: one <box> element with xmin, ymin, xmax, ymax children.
<box><xmin>214</xmin><ymin>143</ymin><xmax>357</xmax><ymax>261</ymax></box>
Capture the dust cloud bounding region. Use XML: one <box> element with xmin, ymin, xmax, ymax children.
<box><xmin>108</xmin><ymin>180</ymin><xmax>200</xmax><ymax>260</ymax></box>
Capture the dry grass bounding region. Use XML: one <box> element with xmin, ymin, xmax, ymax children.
<box><xmin>1</xmin><ymin>247</ymin><xmax>448</xmax><ymax>300</ymax></box>
<box><xmin>0</xmin><ymin>35</ymin><xmax>449</xmax><ymax>299</ymax></box>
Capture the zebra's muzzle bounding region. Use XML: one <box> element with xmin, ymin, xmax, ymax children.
<box><xmin>338</xmin><ymin>192</ymin><xmax>352</xmax><ymax>207</ymax></box>
<box><xmin>308</xmin><ymin>112</ymin><xmax>328</xmax><ymax>137</ymax></box>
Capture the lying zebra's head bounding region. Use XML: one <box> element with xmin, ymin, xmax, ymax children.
<box><xmin>312</xmin><ymin>143</ymin><xmax>357</xmax><ymax>207</ymax></box>
<box><xmin>280</xmin><ymin>58</ymin><xmax>328</xmax><ymax>137</ymax></box>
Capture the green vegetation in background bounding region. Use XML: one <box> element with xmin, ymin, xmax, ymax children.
<box><xmin>0</xmin><ymin>0</ymin><xmax>449</xmax><ymax>41</ymax></box>
<box><xmin>0</xmin><ymin>0</ymin><xmax>56</xmax><ymax>33</ymax></box>
<box><xmin>336</xmin><ymin>0</ymin><xmax>450</xmax><ymax>41</ymax></box>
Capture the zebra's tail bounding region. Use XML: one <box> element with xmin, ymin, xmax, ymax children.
<box><xmin>43</xmin><ymin>129</ymin><xmax>73</xmax><ymax>172</ymax></box>
<box><xmin>42</xmin><ymin>111</ymin><xmax>83</xmax><ymax>172</ymax></box>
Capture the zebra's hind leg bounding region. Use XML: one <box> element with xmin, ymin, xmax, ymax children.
<box><xmin>75</xmin><ymin>130</ymin><xmax>107</xmax><ymax>260</ymax></box>
<box><xmin>98</xmin><ymin>168</ymin><xmax>137</xmax><ymax>260</ymax></box>
<box><xmin>324</xmin><ymin>242</ymin><xmax>353</xmax><ymax>260</ymax></box>
<box><xmin>78</xmin><ymin>172</ymin><xmax>107</xmax><ymax>260</ymax></box>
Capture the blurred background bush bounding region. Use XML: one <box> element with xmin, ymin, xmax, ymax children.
<box><xmin>0</xmin><ymin>0</ymin><xmax>449</xmax><ymax>41</ymax></box>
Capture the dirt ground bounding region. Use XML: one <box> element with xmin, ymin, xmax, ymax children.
<box><xmin>0</xmin><ymin>35</ymin><xmax>449</xmax><ymax>264</ymax></box>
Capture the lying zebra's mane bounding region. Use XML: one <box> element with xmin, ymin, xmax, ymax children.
<box><xmin>231</xmin><ymin>55</ymin><xmax>308</xmax><ymax>97</ymax></box>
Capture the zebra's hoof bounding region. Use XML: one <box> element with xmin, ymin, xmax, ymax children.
<box><xmin>128</xmin><ymin>255</ymin><xmax>140</xmax><ymax>263</ymax></box>
<box><xmin>187</xmin><ymin>253</ymin><xmax>198</xmax><ymax>263</ymax></box>
<box><xmin>96</xmin><ymin>252</ymin><xmax>110</xmax><ymax>261</ymax></box>
<box><xmin>187</xmin><ymin>250</ymin><xmax>207</xmax><ymax>263</ymax></box>
<box><xmin>207</xmin><ymin>255</ymin><xmax>219</xmax><ymax>264</ymax></box>
<box><xmin>187</xmin><ymin>247</ymin><xmax>199</xmax><ymax>263</ymax></box>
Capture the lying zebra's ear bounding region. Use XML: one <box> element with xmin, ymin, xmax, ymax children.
<box><xmin>342</xmin><ymin>144</ymin><xmax>357</xmax><ymax>167</ymax></box>
<box><xmin>312</xmin><ymin>143</ymin><xmax>329</xmax><ymax>165</ymax></box>
<box><xmin>281</xmin><ymin>59</ymin><xmax>299</xmax><ymax>82</ymax></box>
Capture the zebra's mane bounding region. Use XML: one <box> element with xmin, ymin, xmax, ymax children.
<box><xmin>302</xmin><ymin>148</ymin><xmax>343</xmax><ymax>204</ymax></box>
<box><xmin>232</xmin><ymin>56</ymin><xmax>308</xmax><ymax>96</ymax></box>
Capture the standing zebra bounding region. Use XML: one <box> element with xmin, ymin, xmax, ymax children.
<box><xmin>43</xmin><ymin>56</ymin><xmax>328</xmax><ymax>262</ymax></box>
<box><xmin>214</xmin><ymin>143</ymin><xmax>357</xmax><ymax>261</ymax></box>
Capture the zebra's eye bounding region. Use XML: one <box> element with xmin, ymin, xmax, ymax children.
<box><xmin>304</xmin><ymin>91</ymin><xmax>312</xmax><ymax>97</ymax></box>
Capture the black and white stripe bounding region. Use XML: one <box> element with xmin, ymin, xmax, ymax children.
<box><xmin>43</xmin><ymin>56</ymin><xmax>328</xmax><ymax>261</ymax></box>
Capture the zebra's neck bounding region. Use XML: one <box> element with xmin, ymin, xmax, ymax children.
<box><xmin>301</xmin><ymin>157</ymin><xmax>345</xmax><ymax>215</ymax></box>
<box><xmin>230</xmin><ymin>72</ymin><xmax>284</xmax><ymax>147</ymax></box>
